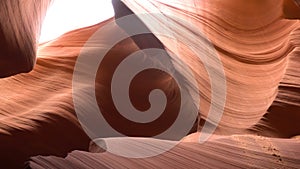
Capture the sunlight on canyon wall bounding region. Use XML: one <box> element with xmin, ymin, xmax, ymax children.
<box><xmin>39</xmin><ymin>0</ymin><xmax>114</xmax><ymax>43</ymax></box>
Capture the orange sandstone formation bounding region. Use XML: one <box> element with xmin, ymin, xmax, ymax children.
<box><xmin>0</xmin><ymin>0</ymin><xmax>299</xmax><ymax>168</ymax></box>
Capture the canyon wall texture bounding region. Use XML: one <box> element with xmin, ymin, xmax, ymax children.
<box><xmin>0</xmin><ymin>0</ymin><xmax>299</xmax><ymax>168</ymax></box>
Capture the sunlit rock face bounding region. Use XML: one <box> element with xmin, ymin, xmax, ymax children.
<box><xmin>0</xmin><ymin>0</ymin><xmax>299</xmax><ymax>168</ymax></box>
<box><xmin>119</xmin><ymin>0</ymin><xmax>300</xmax><ymax>133</ymax></box>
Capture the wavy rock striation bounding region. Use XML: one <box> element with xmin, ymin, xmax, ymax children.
<box><xmin>0</xmin><ymin>0</ymin><xmax>299</xmax><ymax>168</ymax></box>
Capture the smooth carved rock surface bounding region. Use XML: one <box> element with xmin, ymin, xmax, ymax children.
<box><xmin>0</xmin><ymin>0</ymin><xmax>299</xmax><ymax>168</ymax></box>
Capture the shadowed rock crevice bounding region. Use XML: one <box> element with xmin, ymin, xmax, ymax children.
<box><xmin>0</xmin><ymin>0</ymin><xmax>300</xmax><ymax>168</ymax></box>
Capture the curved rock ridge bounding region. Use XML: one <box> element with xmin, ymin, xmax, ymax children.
<box><xmin>0</xmin><ymin>0</ymin><xmax>299</xmax><ymax>168</ymax></box>
<box><xmin>120</xmin><ymin>0</ymin><xmax>300</xmax><ymax>131</ymax></box>
<box><xmin>28</xmin><ymin>135</ymin><xmax>300</xmax><ymax>169</ymax></box>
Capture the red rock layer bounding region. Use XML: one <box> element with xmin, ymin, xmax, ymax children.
<box><xmin>121</xmin><ymin>0</ymin><xmax>300</xmax><ymax>133</ymax></box>
<box><xmin>253</xmin><ymin>27</ymin><xmax>300</xmax><ymax>138</ymax></box>
<box><xmin>0</xmin><ymin>21</ymin><xmax>109</xmax><ymax>169</ymax></box>
<box><xmin>0</xmin><ymin>0</ymin><xmax>299</xmax><ymax>168</ymax></box>
<box><xmin>28</xmin><ymin>136</ymin><xmax>300</xmax><ymax>169</ymax></box>
<box><xmin>0</xmin><ymin>0</ymin><xmax>51</xmax><ymax>77</ymax></box>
